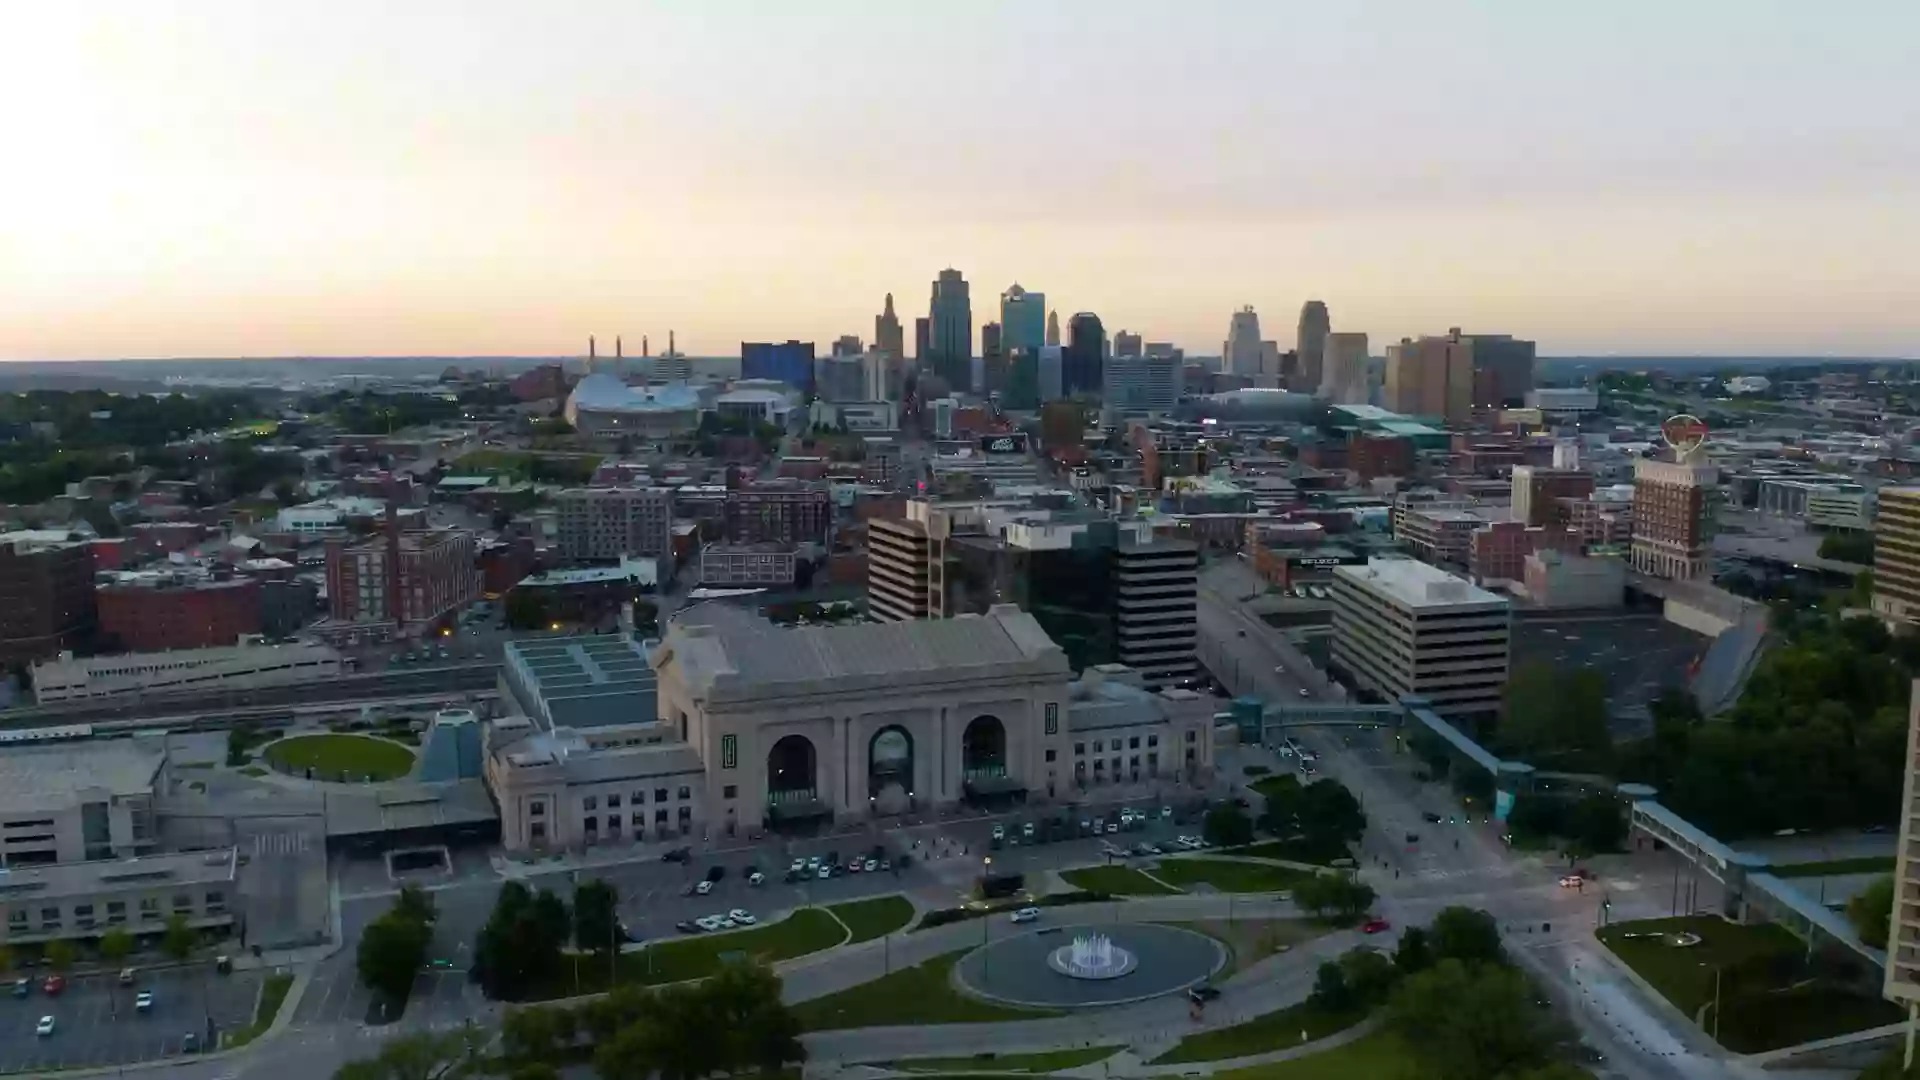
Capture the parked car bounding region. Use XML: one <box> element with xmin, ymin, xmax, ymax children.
<box><xmin>789</xmin><ymin>858</ymin><xmax>807</xmax><ymax>874</ymax></box>
<box><xmin>1362</xmin><ymin>918</ymin><xmax>1392</xmax><ymax>934</ymax></box>
<box><xmin>817</xmin><ymin>865</ymin><xmax>831</xmax><ymax>880</ymax></box>
<box><xmin>848</xmin><ymin>859</ymin><xmax>863</xmax><ymax>874</ymax></box>
<box><xmin>695</xmin><ymin>915</ymin><xmax>725</xmax><ymax>932</ymax></box>
<box><xmin>695</xmin><ymin>880</ymin><xmax>714</xmax><ymax>896</ymax></box>
<box><xmin>118</xmin><ymin>967</ymin><xmax>137</xmax><ymax>986</ymax></box>
<box><xmin>662</xmin><ymin>847</ymin><xmax>692</xmax><ymax>864</ymax></box>
<box><xmin>675</xmin><ymin>919</ymin><xmax>701</xmax><ymax>934</ymax></box>
<box><xmin>991</xmin><ymin>824</ymin><xmax>1006</xmax><ymax>841</ymax></box>
<box><xmin>35</xmin><ymin>1015</ymin><xmax>55</xmax><ymax>1037</ymax></box>
<box><xmin>182</xmin><ymin>1032</ymin><xmax>199</xmax><ymax>1053</ymax></box>
<box><xmin>1558</xmin><ymin>875</ymin><xmax>1586</xmax><ymax>888</ymax></box>
<box><xmin>1421</xmin><ymin>812</ymin><xmax>1443</xmax><ymax>824</ymax></box>
<box><xmin>704</xmin><ymin>865</ymin><xmax>725</xmax><ymax>883</ymax></box>
<box><xmin>11</xmin><ymin>978</ymin><xmax>28</xmax><ymax>998</ymax></box>
<box><xmin>729</xmin><ymin>909</ymin><xmax>756</xmax><ymax>925</ymax></box>
<box><xmin>864</xmin><ymin>859</ymin><xmax>879</xmax><ymax>872</ymax></box>
<box><xmin>748</xmin><ymin>871</ymin><xmax>765</xmax><ymax>886</ymax></box>
<box><xmin>1009</xmin><ymin>907</ymin><xmax>1041</xmax><ymax>924</ymax></box>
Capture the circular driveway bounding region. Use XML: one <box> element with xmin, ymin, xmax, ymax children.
<box><xmin>953</xmin><ymin>922</ymin><xmax>1224</xmax><ymax>1008</ymax></box>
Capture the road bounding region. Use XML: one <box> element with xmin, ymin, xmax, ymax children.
<box><xmin>1193</xmin><ymin>561</ymin><xmax>1762</xmax><ymax>1080</ymax></box>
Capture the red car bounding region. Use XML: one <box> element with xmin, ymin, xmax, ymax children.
<box><xmin>41</xmin><ymin>976</ymin><xmax>64</xmax><ymax>996</ymax></box>
<box><xmin>1361</xmin><ymin>918</ymin><xmax>1392</xmax><ymax>935</ymax></box>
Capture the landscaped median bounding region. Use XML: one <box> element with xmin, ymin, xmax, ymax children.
<box><xmin>828</xmin><ymin>895</ymin><xmax>916</xmax><ymax>943</ymax></box>
<box><xmin>1596</xmin><ymin>914</ymin><xmax>1902</xmax><ymax>1052</ymax></box>
<box><xmin>1151</xmin><ymin>858</ymin><xmax>1316</xmax><ymax>894</ymax></box>
<box><xmin>1057</xmin><ymin>865</ymin><xmax>1179</xmax><ymax>896</ymax></box>
<box><xmin>791</xmin><ymin>949</ymin><xmax>1061</xmax><ymax>1030</ymax></box>
<box><xmin>1151</xmin><ymin>999</ymin><xmax>1369</xmax><ymax>1064</ymax></box>
<box><xmin>876</xmin><ymin>1046</ymin><xmax>1121</xmax><ymax>1073</ymax></box>
<box><xmin>544</xmin><ymin>907</ymin><xmax>847</xmax><ymax>997</ymax></box>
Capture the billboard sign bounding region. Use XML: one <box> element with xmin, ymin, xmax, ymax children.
<box><xmin>980</xmin><ymin>432</ymin><xmax>1028</xmax><ymax>455</ymax></box>
<box><xmin>1660</xmin><ymin>414</ymin><xmax>1710</xmax><ymax>457</ymax></box>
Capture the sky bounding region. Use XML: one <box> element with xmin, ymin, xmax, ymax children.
<box><xmin>2</xmin><ymin>1</ymin><xmax>1917</xmax><ymax>361</ymax></box>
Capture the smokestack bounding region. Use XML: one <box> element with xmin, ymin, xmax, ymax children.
<box><xmin>590</xmin><ymin>335</ymin><xmax>597</xmax><ymax>359</ymax></box>
<box><xmin>616</xmin><ymin>336</ymin><xmax>623</xmax><ymax>359</ymax></box>
<box><xmin>669</xmin><ymin>330</ymin><xmax>676</xmax><ymax>356</ymax></box>
<box><xmin>643</xmin><ymin>336</ymin><xmax>650</xmax><ymax>357</ymax></box>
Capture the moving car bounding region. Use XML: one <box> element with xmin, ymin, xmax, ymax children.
<box><xmin>35</xmin><ymin>1016</ymin><xmax>55</xmax><ymax>1037</ymax></box>
<box><xmin>11</xmin><ymin>978</ymin><xmax>28</xmax><ymax>998</ymax></box>
<box><xmin>135</xmin><ymin>991</ymin><xmax>154</xmax><ymax>1013</ymax></box>
<box><xmin>1421</xmin><ymin>812</ymin><xmax>1443</xmax><ymax>823</ymax></box>
<box><xmin>1362</xmin><ymin>918</ymin><xmax>1392</xmax><ymax>934</ymax></box>
<box><xmin>1558</xmin><ymin>875</ymin><xmax>1586</xmax><ymax>888</ymax></box>
<box><xmin>729</xmin><ymin>909</ymin><xmax>756</xmax><ymax>925</ymax></box>
<box><xmin>42</xmin><ymin>976</ymin><xmax>64</xmax><ymax>996</ymax></box>
<box><xmin>1009</xmin><ymin>907</ymin><xmax>1041</xmax><ymax>924</ymax></box>
<box><xmin>119</xmin><ymin>967</ymin><xmax>137</xmax><ymax>986</ymax></box>
<box><xmin>1298</xmin><ymin>688</ymin><xmax>1311</xmax><ymax>698</ymax></box>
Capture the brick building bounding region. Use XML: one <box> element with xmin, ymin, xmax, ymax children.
<box><xmin>325</xmin><ymin>520</ymin><xmax>480</xmax><ymax>637</ymax></box>
<box><xmin>97</xmin><ymin>576</ymin><xmax>262</xmax><ymax>652</ymax></box>
<box><xmin>555</xmin><ymin>487</ymin><xmax>674</xmax><ymax>564</ymax></box>
<box><xmin>1467</xmin><ymin>522</ymin><xmax>1582</xmax><ymax>587</ymax></box>
<box><xmin>1511</xmin><ymin>466</ymin><xmax>1596</xmax><ymax>527</ymax></box>
<box><xmin>723</xmin><ymin>481</ymin><xmax>831</xmax><ymax>545</ymax></box>
<box><xmin>0</xmin><ymin>531</ymin><xmax>98</xmax><ymax>665</ymax></box>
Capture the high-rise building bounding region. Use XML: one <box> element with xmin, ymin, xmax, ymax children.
<box><xmin>1297</xmin><ymin>301</ymin><xmax>1330</xmax><ymax>392</ymax></box>
<box><xmin>979</xmin><ymin>322</ymin><xmax>1006</xmax><ymax>398</ymax></box>
<box><xmin>1384</xmin><ymin>330</ymin><xmax>1473</xmax><ymax>421</ymax></box>
<box><xmin>1463</xmin><ymin>334</ymin><xmax>1537</xmax><ymax>408</ymax></box>
<box><xmin>0</xmin><ymin>531</ymin><xmax>96</xmax><ymax>665</ymax></box>
<box><xmin>1064</xmin><ymin>312</ymin><xmax>1107</xmax><ymax>396</ymax></box>
<box><xmin>1630</xmin><ymin>435</ymin><xmax>1717</xmax><ymax>582</ymax></box>
<box><xmin>1873</xmin><ymin>487</ymin><xmax>1920</xmax><ymax>626</ymax></box>
<box><xmin>831</xmin><ymin>335</ymin><xmax>863</xmax><ymax>358</ymax></box>
<box><xmin>1045</xmin><ymin>310</ymin><xmax>1061</xmax><ymax>347</ymax></box>
<box><xmin>1038</xmin><ymin>346</ymin><xmax>1065</xmax><ymax>402</ymax></box>
<box><xmin>741</xmin><ymin>340</ymin><xmax>817</xmax><ymax>393</ymax></box>
<box><xmin>928</xmin><ymin>268</ymin><xmax>973</xmax><ymax>392</ymax></box>
<box><xmin>874</xmin><ymin>293</ymin><xmax>904</xmax><ymax>359</ymax></box>
<box><xmin>555</xmin><ymin>487</ymin><xmax>675</xmax><ymax>564</ymax></box>
<box><xmin>1104</xmin><ymin>355</ymin><xmax>1184</xmax><ymax>414</ymax></box>
<box><xmin>1224</xmin><ymin>306</ymin><xmax>1263</xmax><ymax>376</ymax></box>
<box><xmin>1114</xmin><ymin>330</ymin><xmax>1142</xmax><ymax>359</ymax></box>
<box><xmin>1330</xmin><ymin>558</ymin><xmax>1511</xmax><ymax>722</ymax></box>
<box><xmin>1882</xmin><ymin>685</ymin><xmax>1920</xmax><ymax>1011</ymax></box>
<box><xmin>1320</xmin><ymin>332</ymin><xmax>1370</xmax><ymax>403</ymax></box>
<box><xmin>724</xmin><ymin>480</ymin><xmax>832</xmax><ymax>545</ymax></box>
<box><xmin>1511</xmin><ymin>466</ymin><xmax>1596</xmax><ymax>528</ymax></box>
<box><xmin>913</xmin><ymin>317</ymin><xmax>931</xmax><ymax>364</ymax></box>
<box><xmin>326</xmin><ymin>521</ymin><xmax>479</xmax><ymax>635</ymax></box>
<box><xmin>1000</xmin><ymin>285</ymin><xmax>1046</xmax><ymax>354</ymax></box>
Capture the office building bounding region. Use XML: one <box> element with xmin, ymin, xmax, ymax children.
<box><xmin>0</xmin><ymin>847</ymin><xmax>236</xmax><ymax>946</ymax></box>
<box><xmin>979</xmin><ymin>322</ymin><xmax>1005</xmax><ymax>397</ymax></box>
<box><xmin>1511</xmin><ymin>466</ymin><xmax>1596</xmax><ymax>528</ymax></box>
<box><xmin>1112</xmin><ymin>534</ymin><xmax>1200</xmax><ymax>686</ymax></box>
<box><xmin>0</xmin><ymin>739</ymin><xmax>165</xmax><ymax>865</ymax></box>
<box><xmin>1874</xmin><ymin>487</ymin><xmax>1920</xmax><ymax>626</ymax></box>
<box><xmin>1330</xmin><ymin>558</ymin><xmax>1511</xmax><ymax>721</ymax></box>
<box><xmin>699</xmin><ymin>544</ymin><xmax>799</xmax><ymax>587</ymax></box>
<box><xmin>1046</xmin><ymin>309</ymin><xmax>1061</xmax><ymax>347</ymax></box>
<box><xmin>831</xmin><ymin>335</ymin><xmax>862</xmax><ymax>358</ymax></box>
<box><xmin>1630</xmin><ymin>447</ymin><xmax>1717</xmax><ymax>582</ymax></box>
<box><xmin>1384</xmin><ymin>331</ymin><xmax>1474</xmax><ymax>421</ymax></box>
<box><xmin>1114</xmin><ymin>330</ymin><xmax>1142</xmax><ymax>358</ymax></box>
<box><xmin>556</xmin><ymin>487</ymin><xmax>674</xmax><ymax>563</ymax></box>
<box><xmin>1320</xmin><ymin>332</ymin><xmax>1370</xmax><ymax>404</ymax></box>
<box><xmin>97</xmin><ymin>575</ymin><xmax>262</xmax><ymax>653</ymax></box>
<box><xmin>741</xmin><ymin>340</ymin><xmax>817</xmax><ymax>393</ymax></box>
<box><xmin>1468</xmin><ymin>522</ymin><xmax>1582</xmax><ymax>586</ymax></box>
<box><xmin>723</xmin><ymin>480</ymin><xmax>831</xmax><ymax>545</ymax></box>
<box><xmin>0</xmin><ymin>531</ymin><xmax>97</xmax><ymax>666</ymax></box>
<box><xmin>914</xmin><ymin>317</ymin><xmax>931</xmax><ymax>364</ymax></box>
<box><xmin>928</xmin><ymin>268</ymin><xmax>973</xmax><ymax>391</ymax></box>
<box><xmin>1104</xmin><ymin>354</ymin><xmax>1183</xmax><ymax>414</ymax></box>
<box><xmin>874</xmin><ymin>293</ymin><xmax>904</xmax><ymax>359</ymax></box>
<box><xmin>1882</xmin><ymin>684</ymin><xmax>1920</xmax><ymax>1008</ymax></box>
<box><xmin>1224</xmin><ymin>306</ymin><xmax>1263</xmax><ymax>376</ymax></box>
<box><xmin>867</xmin><ymin>515</ymin><xmax>940</xmax><ymax>623</ymax></box>
<box><xmin>325</xmin><ymin>523</ymin><xmax>480</xmax><ymax>635</ymax></box>
<box><xmin>1464</xmin><ymin>334</ymin><xmax>1537</xmax><ymax>408</ymax></box>
<box><xmin>1522</xmin><ymin>550</ymin><xmax>1625</xmax><ymax>609</ymax></box>
<box><xmin>1039</xmin><ymin>345</ymin><xmax>1065</xmax><ymax>402</ymax></box>
<box><xmin>30</xmin><ymin>640</ymin><xmax>342</xmax><ymax>704</ymax></box>
<box><xmin>1064</xmin><ymin>312</ymin><xmax>1106</xmax><ymax>396</ymax></box>
<box><xmin>1296</xmin><ymin>301</ymin><xmax>1330</xmax><ymax>392</ymax></box>
<box><xmin>1000</xmin><ymin>284</ymin><xmax>1046</xmax><ymax>354</ymax></box>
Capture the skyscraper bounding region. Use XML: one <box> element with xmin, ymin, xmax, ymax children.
<box><xmin>1064</xmin><ymin>313</ymin><xmax>1107</xmax><ymax>397</ymax></box>
<box><xmin>874</xmin><ymin>293</ymin><xmax>904</xmax><ymax>359</ymax></box>
<box><xmin>1462</xmin><ymin>334</ymin><xmax>1537</xmax><ymax>408</ymax></box>
<box><xmin>1319</xmin><ymin>331</ymin><xmax>1371</xmax><ymax>404</ymax></box>
<box><xmin>1224</xmin><ymin>306</ymin><xmax>1262</xmax><ymax>376</ymax></box>
<box><xmin>928</xmin><ymin>268</ymin><xmax>972</xmax><ymax>392</ymax></box>
<box><xmin>1045</xmin><ymin>309</ymin><xmax>1061</xmax><ymax>347</ymax></box>
<box><xmin>1297</xmin><ymin>301</ymin><xmax>1330</xmax><ymax>392</ymax></box>
<box><xmin>980</xmin><ymin>322</ymin><xmax>1006</xmax><ymax>398</ymax></box>
<box><xmin>1114</xmin><ymin>330</ymin><xmax>1142</xmax><ymax>358</ymax></box>
<box><xmin>741</xmin><ymin>340</ymin><xmax>817</xmax><ymax>392</ymax></box>
<box><xmin>832</xmin><ymin>334</ymin><xmax>862</xmax><ymax>357</ymax></box>
<box><xmin>914</xmin><ymin>317</ymin><xmax>931</xmax><ymax>364</ymax></box>
<box><xmin>1000</xmin><ymin>284</ymin><xmax>1046</xmax><ymax>354</ymax></box>
<box><xmin>1384</xmin><ymin>330</ymin><xmax>1472</xmax><ymax>421</ymax></box>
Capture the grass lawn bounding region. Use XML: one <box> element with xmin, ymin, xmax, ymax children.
<box><xmin>1211</xmin><ymin>1029</ymin><xmax>1420</xmax><ymax>1080</ymax></box>
<box><xmin>1152</xmin><ymin>859</ymin><xmax>1315</xmax><ymax>894</ymax></box>
<box><xmin>1768</xmin><ymin>856</ymin><xmax>1896</xmax><ymax>878</ymax></box>
<box><xmin>262</xmin><ymin>734</ymin><xmax>415</xmax><ymax>781</ymax></box>
<box><xmin>1058</xmin><ymin>865</ymin><xmax>1180</xmax><ymax>896</ymax></box>
<box><xmin>1229</xmin><ymin>839</ymin><xmax>1349</xmax><ymax>867</ymax></box>
<box><xmin>884</xmin><ymin>1046</ymin><xmax>1121</xmax><ymax>1073</ymax></box>
<box><xmin>237</xmin><ymin>766</ymin><xmax>268</xmax><ymax>777</ymax></box>
<box><xmin>1179</xmin><ymin>919</ymin><xmax>1330</xmax><ymax>979</ymax></box>
<box><xmin>226</xmin><ymin>972</ymin><xmax>295</xmax><ymax>1049</ymax></box>
<box><xmin>829</xmin><ymin>895</ymin><xmax>915</xmax><ymax>943</ymax></box>
<box><xmin>1597</xmin><ymin>914</ymin><xmax>1901</xmax><ymax>1052</ymax></box>
<box><xmin>539</xmin><ymin>908</ymin><xmax>846</xmax><ymax>997</ymax></box>
<box><xmin>792</xmin><ymin>950</ymin><xmax>1059</xmax><ymax>1030</ymax></box>
<box><xmin>1152</xmin><ymin>1000</ymin><xmax>1370</xmax><ymax>1063</ymax></box>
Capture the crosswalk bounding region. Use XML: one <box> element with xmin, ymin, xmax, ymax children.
<box><xmin>249</xmin><ymin>831</ymin><xmax>315</xmax><ymax>858</ymax></box>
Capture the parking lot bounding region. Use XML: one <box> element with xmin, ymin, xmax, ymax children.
<box><xmin>0</xmin><ymin>966</ymin><xmax>262</xmax><ymax>1072</ymax></box>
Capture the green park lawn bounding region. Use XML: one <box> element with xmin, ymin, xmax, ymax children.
<box><xmin>1597</xmin><ymin>914</ymin><xmax>1901</xmax><ymax>1052</ymax></box>
<box><xmin>1211</xmin><ymin>1029</ymin><xmax>1420</xmax><ymax>1080</ymax></box>
<box><xmin>829</xmin><ymin>895</ymin><xmax>916</xmax><ymax>943</ymax></box>
<box><xmin>885</xmin><ymin>1046</ymin><xmax>1121</xmax><ymax>1073</ymax></box>
<box><xmin>1151</xmin><ymin>858</ymin><xmax>1315</xmax><ymax>894</ymax></box>
<box><xmin>1227</xmin><ymin>839</ymin><xmax>1348</xmax><ymax>866</ymax></box>
<box><xmin>540</xmin><ymin>907</ymin><xmax>848</xmax><ymax>997</ymax></box>
<box><xmin>792</xmin><ymin>950</ymin><xmax>1058</xmax><ymax>1030</ymax></box>
<box><xmin>261</xmin><ymin>734</ymin><xmax>415</xmax><ymax>781</ymax></box>
<box><xmin>1152</xmin><ymin>1000</ymin><xmax>1370</xmax><ymax>1064</ymax></box>
<box><xmin>1180</xmin><ymin>919</ymin><xmax>1330</xmax><ymax>979</ymax></box>
<box><xmin>1058</xmin><ymin>865</ymin><xmax>1180</xmax><ymax>896</ymax></box>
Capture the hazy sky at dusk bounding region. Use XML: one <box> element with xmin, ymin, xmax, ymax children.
<box><xmin>4</xmin><ymin>1</ymin><xmax>1917</xmax><ymax>360</ymax></box>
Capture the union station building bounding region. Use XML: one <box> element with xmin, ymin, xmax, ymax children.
<box><xmin>487</xmin><ymin>604</ymin><xmax>1216</xmax><ymax>852</ymax></box>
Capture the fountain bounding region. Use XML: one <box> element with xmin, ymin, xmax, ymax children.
<box><xmin>1047</xmin><ymin>933</ymin><xmax>1137</xmax><ymax>980</ymax></box>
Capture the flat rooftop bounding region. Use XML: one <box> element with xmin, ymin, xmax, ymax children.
<box><xmin>1335</xmin><ymin>558</ymin><xmax>1508</xmax><ymax>610</ymax></box>
<box><xmin>0</xmin><ymin>739</ymin><xmax>166</xmax><ymax>814</ymax></box>
<box><xmin>0</xmin><ymin>848</ymin><xmax>235</xmax><ymax>902</ymax></box>
<box><xmin>507</xmin><ymin>634</ymin><xmax>659</xmax><ymax>729</ymax></box>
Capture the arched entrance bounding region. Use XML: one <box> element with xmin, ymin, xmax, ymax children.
<box><xmin>962</xmin><ymin>715</ymin><xmax>1007</xmax><ymax>781</ymax></box>
<box><xmin>868</xmin><ymin>726</ymin><xmax>915</xmax><ymax>815</ymax></box>
<box><xmin>765</xmin><ymin>734</ymin><xmax>823</xmax><ymax>830</ymax></box>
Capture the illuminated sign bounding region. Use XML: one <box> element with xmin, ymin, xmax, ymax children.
<box><xmin>979</xmin><ymin>432</ymin><xmax>1027</xmax><ymax>454</ymax></box>
<box><xmin>1661</xmin><ymin>414</ymin><xmax>1710</xmax><ymax>457</ymax></box>
<box><xmin>720</xmin><ymin>734</ymin><xmax>737</xmax><ymax>770</ymax></box>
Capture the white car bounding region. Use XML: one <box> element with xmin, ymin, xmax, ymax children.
<box><xmin>748</xmin><ymin>872</ymin><xmax>765</xmax><ymax>886</ymax></box>
<box><xmin>864</xmin><ymin>859</ymin><xmax>879</xmax><ymax>872</ymax></box>
<box><xmin>1009</xmin><ymin>907</ymin><xmax>1041</xmax><ymax>924</ymax></box>
<box><xmin>135</xmin><ymin>991</ymin><xmax>154</xmax><ymax>1012</ymax></box>
<box><xmin>729</xmin><ymin>909</ymin><xmax>757</xmax><ymax>925</ymax></box>
<box><xmin>695</xmin><ymin>880</ymin><xmax>714</xmax><ymax>896</ymax></box>
<box><xmin>695</xmin><ymin>915</ymin><xmax>726</xmax><ymax>932</ymax></box>
<box><xmin>817</xmin><ymin>865</ymin><xmax>831</xmax><ymax>880</ymax></box>
<box><xmin>35</xmin><ymin>1016</ymin><xmax>54</xmax><ymax>1037</ymax></box>
<box><xmin>789</xmin><ymin>858</ymin><xmax>806</xmax><ymax>873</ymax></box>
<box><xmin>991</xmin><ymin>824</ymin><xmax>1006</xmax><ymax>840</ymax></box>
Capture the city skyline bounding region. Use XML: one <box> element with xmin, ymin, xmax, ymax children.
<box><xmin>4</xmin><ymin>1</ymin><xmax>1917</xmax><ymax>361</ymax></box>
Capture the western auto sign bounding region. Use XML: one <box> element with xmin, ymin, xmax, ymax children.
<box><xmin>1661</xmin><ymin>414</ymin><xmax>1709</xmax><ymax>456</ymax></box>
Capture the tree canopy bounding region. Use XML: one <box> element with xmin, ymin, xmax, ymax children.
<box><xmin>472</xmin><ymin>883</ymin><xmax>569</xmax><ymax>1001</ymax></box>
<box><xmin>1387</xmin><ymin>959</ymin><xmax>1559</xmax><ymax>1080</ymax></box>
<box><xmin>1499</xmin><ymin>662</ymin><xmax>1611</xmax><ymax>767</ymax></box>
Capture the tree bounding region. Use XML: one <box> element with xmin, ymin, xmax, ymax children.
<box><xmin>1293</xmin><ymin>873</ymin><xmax>1376</xmax><ymax>922</ymax></box>
<box><xmin>1392</xmin><ymin>925</ymin><xmax>1434</xmax><ymax>975</ymax></box>
<box><xmin>502</xmin><ymin>1005</ymin><xmax>577</xmax><ymax>1063</ymax></box>
<box><xmin>1850</xmin><ymin>875</ymin><xmax>1895</xmax><ymax>949</ymax></box>
<box><xmin>533</xmin><ymin>888</ymin><xmax>572</xmax><ymax>951</ymax></box>
<box><xmin>161</xmin><ymin>914</ymin><xmax>197</xmax><ymax>961</ymax></box>
<box><xmin>473</xmin><ymin>882</ymin><xmax>567</xmax><ymax>1001</ymax></box>
<box><xmin>98</xmin><ymin>927</ymin><xmax>135</xmax><ymax>966</ymax></box>
<box><xmin>1500</xmin><ymin>662</ymin><xmax>1611</xmax><ymax>764</ymax></box>
<box><xmin>1309</xmin><ymin>960</ymin><xmax>1351</xmax><ymax>1011</ymax></box>
<box><xmin>1338</xmin><ymin>945</ymin><xmax>1400</xmax><ymax>1006</ymax></box>
<box><xmin>46</xmin><ymin>940</ymin><xmax>75</xmax><ymax>971</ymax></box>
<box><xmin>1428</xmin><ymin>906</ymin><xmax>1505</xmax><ymax>968</ymax></box>
<box><xmin>1297</xmin><ymin>778</ymin><xmax>1367</xmax><ymax>844</ymax></box>
<box><xmin>0</xmin><ymin>945</ymin><xmax>11</xmax><ymax>973</ymax></box>
<box><xmin>1387</xmin><ymin>959</ymin><xmax>1554</xmax><ymax>1080</ymax></box>
<box><xmin>359</xmin><ymin>910</ymin><xmax>432</xmax><ymax>1004</ymax></box>
<box><xmin>594</xmin><ymin>963</ymin><xmax>803</xmax><ymax>1080</ymax></box>
<box><xmin>1203</xmin><ymin>803</ymin><xmax>1254</xmax><ymax>847</ymax></box>
<box><xmin>1566</xmin><ymin>793</ymin><xmax>1626</xmax><ymax>854</ymax></box>
<box><xmin>333</xmin><ymin>1028</ymin><xmax>489</xmax><ymax>1080</ymax></box>
<box><xmin>395</xmin><ymin>885</ymin><xmax>437</xmax><ymax>928</ymax></box>
<box><xmin>573</xmin><ymin>879</ymin><xmax>620</xmax><ymax>954</ymax></box>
